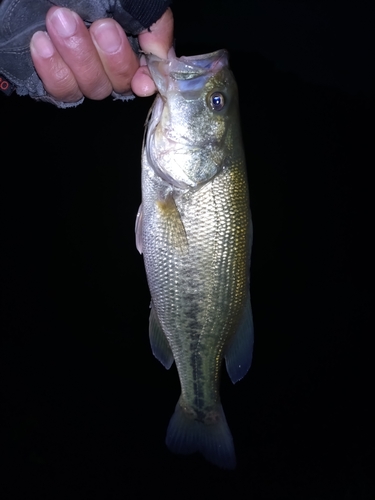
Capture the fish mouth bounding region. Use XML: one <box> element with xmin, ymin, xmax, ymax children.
<box><xmin>147</xmin><ymin>49</ymin><xmax>229</xmax><ymax>73</ymax></box>
<box><xmin>147</xmin><ymin>50</ymin><xmax>229</xmax><ymax>95</ymax></box>
<box><xmin>171</xmin><ymin>50</ymin><xmax>229</xmax><ymax>74</ymax></box>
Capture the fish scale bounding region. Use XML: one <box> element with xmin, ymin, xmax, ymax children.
<box><xmin>136</xmin><ymin>49</ymin><xmax>254</xmax><ymax>469</ymax></box>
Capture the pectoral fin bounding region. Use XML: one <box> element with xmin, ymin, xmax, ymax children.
<box><xmin>135</xmin><ymin>203</ymin><xmax>143</xmax><ymax>254</ymax></box>
<box><xmin>149</xmin><ymin>305</ymin><xmax>174</xmax><ymax>369</ymax></box>
<box><xmin>156</xmin><ymin>194</ymin><xmax>188</xmax><ymax>253</ymax></box>
<box><xmin>225</xmin><ymin>297</ymin><xmax>254</xmax><ymax>384</ymax></box>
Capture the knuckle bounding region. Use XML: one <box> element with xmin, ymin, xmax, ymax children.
<box><xmin>46</xmin><ymin>65</ymin><xmax>81</xmax><ymax>101</ymax></box>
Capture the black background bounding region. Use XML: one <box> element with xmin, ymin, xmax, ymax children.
<box><xmin>1</xmin><ymin>1</ymin><xmax>374</xmax><ymax>498</ymax></box>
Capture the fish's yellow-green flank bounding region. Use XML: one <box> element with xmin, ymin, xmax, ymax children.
<box><xmin>136</xmin><ymin>50</ymin><xmax>254</xmax><ymax>469</ymax></box>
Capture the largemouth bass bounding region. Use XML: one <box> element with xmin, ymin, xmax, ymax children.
<box><xmin>136</xmin><ymin>49</ymin><xmax>254</xmax><ymax>469</ymax></box>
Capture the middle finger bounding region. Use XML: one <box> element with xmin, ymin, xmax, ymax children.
<box><xmin>46</xmin><ymin>7</ymin><xmax>112</xmax><ymax>100</ymax></box>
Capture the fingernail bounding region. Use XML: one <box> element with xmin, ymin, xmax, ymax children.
<box><xmin>50</xmin><ymin>8</ymin><xmax>77</xmax><ymax>37</ymax></box>
<box><xmin>30</xmin><ymin>31</ymin><xmax>54</xmax><ymax>58</ymax></box>
<box><xmin>93</xmin><ymin>21</ymin><xmax>122</xmax><ymax>54</ymax></box>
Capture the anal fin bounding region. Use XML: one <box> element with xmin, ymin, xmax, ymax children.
<box><xmin>149</xmin><ymin>305</ymin><xmax>174</xmax><ymax>369</ymax></box>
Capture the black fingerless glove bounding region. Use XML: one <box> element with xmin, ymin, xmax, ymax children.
<box><xmin>0</xmin><ymin>0</ymin><xmax>170</xmax><ymax>107</ymax></box>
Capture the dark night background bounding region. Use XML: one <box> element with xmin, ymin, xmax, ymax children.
<box><xmin>1</xmin><ymin>1</ymin><xmax>374</xmax><ymax>498</ymax></box>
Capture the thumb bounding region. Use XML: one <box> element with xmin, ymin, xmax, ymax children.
<box><xmin>138</xmin><ymin>8</ymin><xmax>174</xmax><ymax>59</ymax></box>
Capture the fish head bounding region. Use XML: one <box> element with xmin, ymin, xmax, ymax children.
<box><xmin>145</xmin><ymin>50</ymin><xmax>239</xmax><ymax>189</ymax></box>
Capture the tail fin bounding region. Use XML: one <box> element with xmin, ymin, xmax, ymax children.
<box><xmin>165</xmin><ymin>398</ymin><xmax>236</xmax><ymax>469</ymax></box>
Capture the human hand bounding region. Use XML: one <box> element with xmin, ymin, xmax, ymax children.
<box><xmin>30</xmin><ymin>6</ymin><xmax>174</xmax><ymax>103</ymax></box>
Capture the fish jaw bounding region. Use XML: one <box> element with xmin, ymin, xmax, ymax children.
<box><xmin>147</xmin><ymin>50</ymin><xmax>229</xmax><ymax>97</ymax></box>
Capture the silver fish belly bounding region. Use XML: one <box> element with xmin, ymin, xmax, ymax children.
<box><xmin>136</xmin><ymin>49</ymin><xmax>254</xmax><ymax>469</ymax></box>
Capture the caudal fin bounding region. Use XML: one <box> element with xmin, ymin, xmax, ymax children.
<box><xmin>165</xmin><ymin>399</ymin><xmax>236</xmax><ymax>469</ymax></box>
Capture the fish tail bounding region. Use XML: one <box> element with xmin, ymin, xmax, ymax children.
<box><xmin>165</xmin><ymin>398</ymin><xmax>236</xmax><ymax>469</ymax></box>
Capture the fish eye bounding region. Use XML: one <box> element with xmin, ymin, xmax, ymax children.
<box><xmin>209</xmin><ymin>92</ymin><xmax>225</xmax><ymax>111</ymax></box>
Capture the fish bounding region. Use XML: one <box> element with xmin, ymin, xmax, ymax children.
<box><xmin>135</xmin><ymin>49</ymin><xmax>254</xmax><ymax>469</ymax></box>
